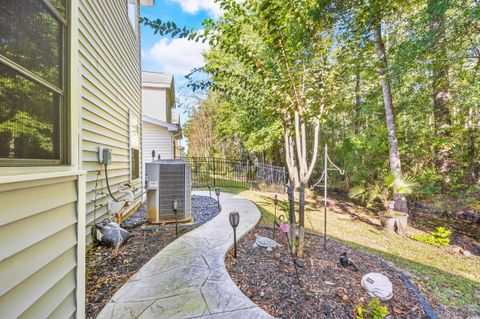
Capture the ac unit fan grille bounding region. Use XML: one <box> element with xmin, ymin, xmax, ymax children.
<box><xmin>159</xmin><ymin>164</ymin><xmax>186</xmax><ymax>220</ymax></box>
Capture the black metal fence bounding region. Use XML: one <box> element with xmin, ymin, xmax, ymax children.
<box><xmin>182</xmin><ymin>157</ymin><xmax>286</xmax><ymax>190</ymax></box>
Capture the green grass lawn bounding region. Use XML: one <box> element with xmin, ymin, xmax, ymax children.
<box><xmin>234</xmin><ymin>189</ymin><xmax>480</xmax><ymax>318</ymax></box>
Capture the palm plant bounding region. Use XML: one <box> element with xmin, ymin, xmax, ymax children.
<box><xmin>349</xmin><ymin>173</ymin><xmax>416</xmax><ymax>215</ymax></box>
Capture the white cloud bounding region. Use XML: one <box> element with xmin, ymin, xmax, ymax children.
<box><xmin>147</xmin><ymin>37</ymin><xmax>209</xmax><ymax>76</ymax></box>
<box><xmin>171</xmin><ymin>0</ymin><xmax>222</xmax><ymax>18</ymax></box>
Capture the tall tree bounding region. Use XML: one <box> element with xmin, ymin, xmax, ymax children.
<box><xmin>371</xmin><ymin>4</ymin><xmax>408</xmax><ymax>212</ymax></box>
<box><xmin>428</xmin><ymin>0</ymin><xmax>453</xmax><ymax>182</ymax></box>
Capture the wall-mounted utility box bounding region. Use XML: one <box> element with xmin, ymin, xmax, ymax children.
<box><xmin>145</xmin><ymin>160</ymin><xmax>192</xmax><ymax>223</ymax></box>
<box><xmin>97</xmin><ymin>147</ymin><xmax>112</xmax><ymax>165</ymax></box>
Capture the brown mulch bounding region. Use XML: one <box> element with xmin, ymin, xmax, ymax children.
<box><xmin>85</xmin><ymin>226</ymin><xmax>193</xmax><ymax>319</ymax></box>
<box><xmin>226</xmin><ymin>227</ymin><xmax>429</xmax><ymax>319</ymax></box>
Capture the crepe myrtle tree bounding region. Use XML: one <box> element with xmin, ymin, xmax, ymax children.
<box><xmin>141</xmin><ymin>0</ymin><xmax>337</xmax><ymax>257</ymax></box>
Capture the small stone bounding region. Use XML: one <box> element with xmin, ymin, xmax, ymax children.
<box><xmin>260</xmin><ymin>291</ymin><xmax>264</xmax><ymax>297</ymax></box>
<box><xmin>463</xmin><ymin>250</ymin><xmax>473</xmax><ymax>258</ymax></box>
<box><xmin>324</xmin><ymin>281</ymin><xmax>335</xmax><ymax>285</ymax></box>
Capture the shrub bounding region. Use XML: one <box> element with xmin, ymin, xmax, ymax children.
<box><xmin>412</xmin><ymin>226</ymin><xmax>452</xmax><ymax>247</ymax></box>
<box><xmin>349</xmin><ymin>172</ymin><xmax>416</xmax><ymax>215</ymax></box>
<box><xmin>355</xmin><ymin>298</ymin><xmax>390</xmax><ymax>319</ymax></box>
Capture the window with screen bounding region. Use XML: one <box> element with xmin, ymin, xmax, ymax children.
<box><xmin>0</xmin><ymin>0</ymin><xmax>67</xmax><ymax>165</ymax></box>
<box><xmin>131</xmin><ymin>148</ymin><xmax>140</xmax><ymax>180</ymax></box>
<box><xmin>130</xmin><ymin>113</ymin><xmax>141</xmax><ymax>180</ymax></box>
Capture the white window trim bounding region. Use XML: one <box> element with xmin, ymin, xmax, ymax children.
<box><xmin>127</xmin><ymin>0</ymin><xmax>138</xmax><ymax>34</ymax></box>
<box><xmin>0</xmin><ymin>0</ymin><xmax>80</xmax><ymax>177</ymax></box>
<box><xmin>129</xmin><ymin>110</ymin><xmax>141</xmax><ymax>182</ymax></box>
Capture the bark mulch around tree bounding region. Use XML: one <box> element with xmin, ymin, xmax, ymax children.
<box><xmin>226</xmin><ymin>227</ymin><xmax>429</xmax><ymax>319</ymax></box>
<box><xmin>85</xmin><ymin>195</ymin><xmax>220</xmax><ymax>319</ymax></box>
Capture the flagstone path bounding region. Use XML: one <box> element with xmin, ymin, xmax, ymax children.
<box><xmin>96</xmin><ymin>191</ymin><xmax>274</xmax><ymax>319</ymax></box>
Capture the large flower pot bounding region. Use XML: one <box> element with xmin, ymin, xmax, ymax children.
<box><xmin>380</xmin><ymin>211</ymin><xmax>408</xmax><ymax>234</ymax></box>
<box><xmin>395</xmin><ymin>212</ymin><xmax>409</xmax><ymax>231</ymax></box>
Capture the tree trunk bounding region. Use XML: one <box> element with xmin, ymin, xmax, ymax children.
<box><xmin>287</xmin><ymin>183</ymin><xmax>297</xmax><ymax>255</ymax></box>
<box><xmin>297</xmin><ymin>183</ymin><xmax>305</xmax><ymax>258</ymax></box>
<box><xmin>467</xmin><ymin>56</ymin><xmax>480</xmax><ymax>184</ymax></box>
<box><xmin>428</xmin><ymin>0</ymin><xmax>453</xmax><ymax>181</ymax></box>
<box><xmin>354</xmin><ymin>69</ymin><xmax>362</xmax><ymax>134</ymax></box>
<box><xmin>284</xmin><ymin>129</ymin><xmax>299</xmax><ymax>185</ymax></box>
<box><xmin>467</xmin><ymin>107</ymin><xmax>476</xmax><ymax>183</ymax></box>
<box><xmin>373</xmin><ymin>23</ymin><xmax>408</xmax><ymax>213</ymax></box>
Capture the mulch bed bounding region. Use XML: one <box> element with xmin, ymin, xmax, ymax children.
<box><xmin>226</xmin><ymin>227</ymin><xmax>429</xmax><ymax>319</ymax></box>
<box><xmin>86</xmin><ymin>195</ymin><xmax>220</xmax><ymax>319</ymax></box>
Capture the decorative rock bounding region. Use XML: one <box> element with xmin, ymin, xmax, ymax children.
<box><xmin>361</xmin><ymin>272</ymin><xmax>393</xmax><ymax>301</ymax></box>
<box><xmin>463</xmin><ymin>250</ymin><xmax>473</xmax><ymax>258</ymax></box>
<box><xmin>253</xmin><ymin>234</ymin><xmax>282</xmax><ymax>251</ymax></box>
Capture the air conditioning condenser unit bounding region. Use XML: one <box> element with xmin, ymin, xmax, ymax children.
<box><xmin>145</xmin><ymin>160</ymin><xmax>192</xmax><ymax>223</ymax></box>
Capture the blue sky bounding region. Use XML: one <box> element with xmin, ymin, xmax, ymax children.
<box><xmin>140</xmin><ymin>0</ymin><xmax>218</xmax><ymax>83</ymax></box>
<box><xmin>139</xmin><ymin>0</ymin><xmax>218</xmax><ymax>142</ymax></box>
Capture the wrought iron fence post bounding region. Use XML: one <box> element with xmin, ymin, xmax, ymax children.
<box><xmin>213</xmin><ymin>157</ymin><xmax>216</xmax><ymax>186</ymax></box>
<box><xmin>246</xmin><ymin>160</ymin><xmax>250</xmax><ymax>189</ymax></box>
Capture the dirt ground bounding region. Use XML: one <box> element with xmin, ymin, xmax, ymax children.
<box><xmin>85</xmin><ymin>226</ymin><xmax>193</xmax><ymax>319</ymax></box>
<box><xmin>85</xmin><ymin>195</ymin><xmax>220</xmax><ymax>319</ymax></box>
<box><xmin>226</xmin><ymin>227</ymin><xmax>429</xmax><ymax>319</ymax></box>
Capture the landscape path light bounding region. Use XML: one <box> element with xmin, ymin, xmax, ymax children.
<box><xmin>215</xmin><ymin>187</ymin><xmax>221</xmax><ymax>210</ymax></box>
<box><xmin>229</xmin><ymin>211</ymin><xmax>240</xmax><ymax>258</ymax></box>
<box><xmin>208</xmin><ymin>183</ymin><xmax>212</xmax><ymax>198</ymax></box>
<box><xmin>172</xmin><ymin>200</ymin><xmax>179</xmax><ymax>237</ymax></box>
<box><xmin>273</xmin><ymin>193</ymin><xmax>278</xmax><ymax>238</ymax></box>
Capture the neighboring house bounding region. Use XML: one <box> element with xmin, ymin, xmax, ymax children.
<box><xmin>0</xmin><ymin>0</ymin><xmax>150</xmax><ymax>318</ymax></box>
<box><xmin>141</xmin><ymin>71</ymin><xmax>183</xmax><ymax>173</ymax></box>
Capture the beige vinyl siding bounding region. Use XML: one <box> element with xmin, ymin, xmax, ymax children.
<box><xmin>143</xmin><ymin>122</ymin><xmax>174</xmax><ymax>168</ymax></box>
<box><xmin>78</xmin><ymin>0</ymin><xmax>142</xmax><ymax>242</ymax></box>
<box><xmin>0</xmin><ymin>176</ymin><xmax>80</xmax><ymax>318</ymax></box>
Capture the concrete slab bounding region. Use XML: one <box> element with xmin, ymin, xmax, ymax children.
<box><xmin>96</xmin><ymin>191</ymin><xmax>274</xmax><ymax>319</ymax></box>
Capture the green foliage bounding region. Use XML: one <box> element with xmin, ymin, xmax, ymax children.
<box><xmin>412</xmin><ymin>226</ymin><xmax>452</xmax><ymax>247</ymax></box>
<box><xmin>368</xmin><ymin>298</ymin><xmax>390</xmax><ymax>319</ymax></box>
<box><xmin>355</xmin><ymin>298</ymin><xmax>390</xmax><ymax>319</ymax></box>
<box><xmin>145</xmin><ymin>0</ymin><xmax>480</xmax><ymax>195</ymax></box>
<box><xmin>0</xmin><ymin>111</ymin><xmax>53</xmax><ymax>153</ymax></box>
<box><xmin>349</xmin><ymin>173</ymin><xmax>416</xmax><ymax>213</ymax></box>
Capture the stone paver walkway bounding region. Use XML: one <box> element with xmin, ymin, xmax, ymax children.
<box><xmin>96</xmin><ymin>191</ymin><xmax>274</xmax><ymax>319</ymax></box>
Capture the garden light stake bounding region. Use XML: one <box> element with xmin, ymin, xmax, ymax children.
<box><xmin>172</xmin><ymin>200</ymin><xmax>179</xmax><ymax>237</ymax></box>
<box><xmin>273</xmin><ymin>193</ymin><xmax>278</xmax><ymax>238</ymax></box>
<box><xmin>215</xmin><ymin>188</ymin><xmax>221</xmax><ymax>210</ymax></box>
<box><xmin>229</xmin><ymin>211</ymin><xmax>240</xmax><ymax>258</ymax></box>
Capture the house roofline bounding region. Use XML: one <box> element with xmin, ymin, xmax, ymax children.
<box><xmin>140</xmin><ymin>0</ymin><xmax>155</xmax><ymax>7</ymax></box>
<box><xmin>143</xmin><ymin>115</ymin><xmax>180</xmax><ymax>133</ymax></box>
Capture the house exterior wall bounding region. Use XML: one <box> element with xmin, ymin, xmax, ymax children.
<box><xmin>0</xmin><ymin>0</ymin><xmax>87</xmax><ymax>317</ymax></box>
<box><xmin>78</xmin><ymin>0</ymin><xmax>142</xmax><ymax>242</ymax></box>
<box><xmin>142</xmin><ymin>87</ymin><xmax>167</xmax><ymax>121</ymax></box>
<box><xmin>0</xmin><ymin>173</ymin><xmax>86</xmax><ymax>319</ymax></box>
<box><xmin>0</xmin><ymin>0</ymin><xmax>144</xmax><ymax>317</ymax></box>
<box><xmin>143</xmin><ymin>122</ymin><xmax>174</xmax><ymax>167</ymax></box>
